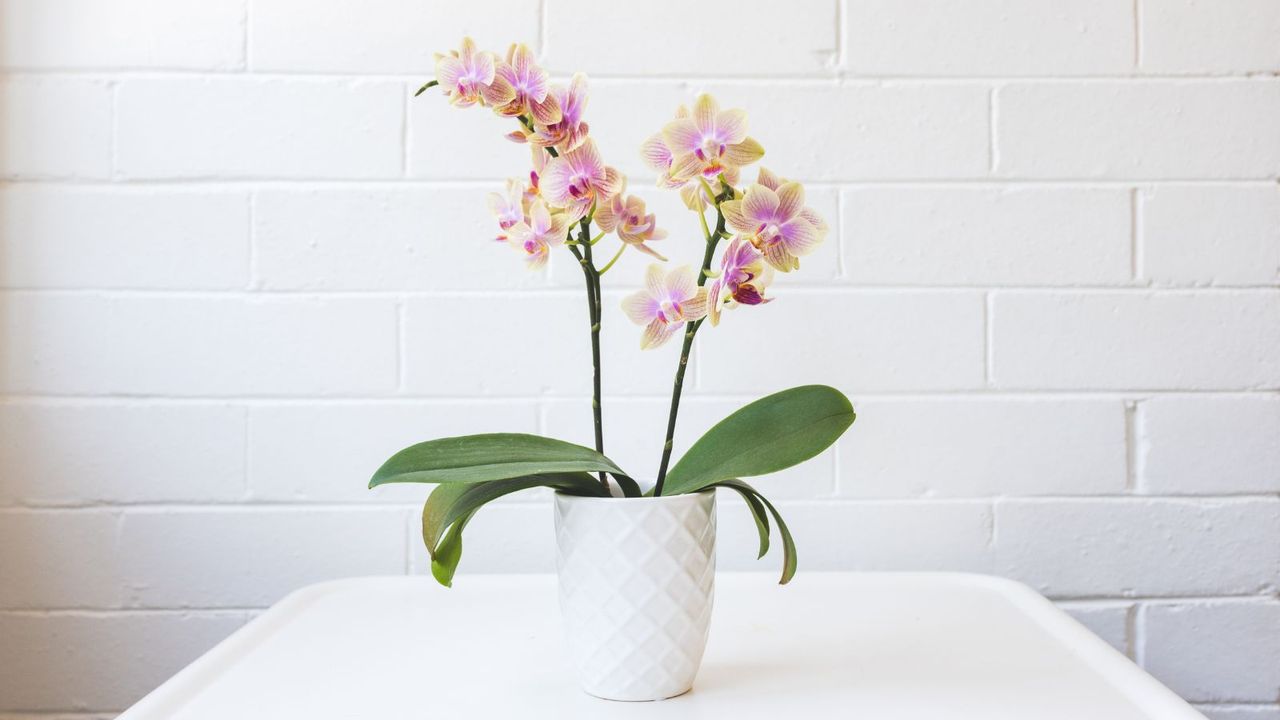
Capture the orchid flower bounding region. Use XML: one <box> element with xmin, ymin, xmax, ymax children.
<box><xmin>528</xmin><ymin>73</ymin><xmax>590</xmax><ymax>153</ymax></box>
<box><xmin>721</xmin><ymin>181</ymin><xmax>822</xmax><ymax>272</ymax></box>
<box><xmin>706</xmin><ymin>237</ymin><xmax>773</xmax><ymax>325</ymax></box>
<box><xmin>506</xmin><ymin>199</ymin><xmax>569</xmax><ymax>269</ymax></box>
<box><xmin>594</xmin><ymin>182</ymin><xmax>668</xmax><ymax>260</ymax></box>
<box><xmin>486</xmin><ymin>178</ymin><xmax>527</xmax><ymax>242</ymax></box>
<box><xmin>660</xmin><ymin>94</ymin><xmax>764</xmax><ymax>184</ymax></box>
<box><xmin>541</xmin><ymin>138</ymin><xmax>621</xmax><ymax>220</ymax></box>
<box><xmin>434</xmin><ymin>37</ymin><xmax>515</xmax><ymax>109</ymax></box>
<box><xmin>494</xmin><ymin>43</ymin><xmax>561</xmax><ymax>125</ymax></box>
<box><xmin>756</xmin><ymin>167</ymin><xmax>830</xmax><ymax>240</ymax></box>
<box><xmin>622</xmin><ymin>265</ymin><xmax>708</xmax><ymax>349</ymax></box>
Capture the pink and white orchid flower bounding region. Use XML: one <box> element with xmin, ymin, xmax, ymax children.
<box><xmin>622</xmin><ymin>265</ymin><xmax>708</xmax><ymax>349</ymax></box>
<box><xmin>721</xmin><ymin>181</ymin><xmax>822</xmax><ymax>272</ymax></box>
<box><xmin>594</xmin><ymin>182</ymin><xmax>668</xmax><ymax>260</ymax></box>
<box><xmin>506</xmin><ymin>199</ymin><xmax>569</xmax><ymax>269</ymax></box>
<box><xmin>528</xmin><ymin>73</ymin><xmax>590</xmax><ymax>153</ymax></box>
<box><xmin>494</xmin><ymin>44</ymin><xmax>561</xmax><ymax>125</ymax></box>
<box><xmin>541</xmin><ymin>139</ymin><xmax>621</xmax><ymax>220</ymax></box>
<box><xmin>486</xmin><ymin>178</ymin><xmax>527</xmax><ymax>242</ymax></box>
<box><xmin>434</xmin><ymin>37</ymin><xmax>515</xmax><ymax>109</ymax></box>
<box><xmin>756</xmin><ymin>167</ymin><xmax>830</xmax><ymax>240</ymax></box>
<box><xmin>706</xmin><ymin>237</ymin><xmax>773</xmax><ymax>325</ymax></box>
<box><xmin>661</xmin><ymin>94</ymin><xmax>764</xmax><ymax>184</ymax></box>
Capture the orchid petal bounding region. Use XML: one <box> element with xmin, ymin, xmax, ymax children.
<box><xmin>662</xmin><ymin>118</ymin><xmax>701</xmax><ymax>154</ymax></box>
<box><xmin>780</xmin><ymin>217</ymin><xmax>821</xmax><ymax>256</ymax></box>
<box><xmin>640</xmin><ymin>319</ymin><xmax>680</xmax><ymax>350</ymax></box>
<box><xmin>668</xmin><ymin>152</ymin><xmax>704</xmax><ymax>182</ymax></box>
<box><xmin>692</xmin><ymin>94</ymin><xmax>718</xmax><ymax>134</ymax></box>
<box><xmin>540</xmin><ymin>157</ymin><xmax>574</xmax><ymax>206</ymax></box>
<box><xmin>681</xmin><ymin>287</ymin><xmax>709</xmax><ymax>321</ymax></box>
<box><xmin>717</xmin><ymin>108</ymin><xmax>749</xmax><ymax>145</ymax></box>
<box><xmin>742</xmin><ymin>184</ymin><xmax>780</xmax><ymax>221</ymax></box>
<box><xmin>724</xmin><ymin>137</ymin><xmax>765</xmax><ymax>168</ymax></box>
<box><xmin>720</xmin><ymin>199</ymin><xmax>752</xmax><ymax>233</ymax></box>
<box><xmin>641</xmin><ymin>134</ymin><xmax>673</xmax><ymax>172</ymax></box>
<box><xmin>622</xmin><ymin>291</ymin><xmax>658</xmax><ymax>325</ymax></box>
<box><xmin>643</xmin><ymin>263</ymin><xmax>666</xmax><ymax>299</ymax></box>
<box><xmin>665</xmin><ymin>265</ymin><xmax>697</xmax><ymax>301</ymax></box>
<box><xmin>756</xmin><ymin>166</ymin><xmax>781</xmax><ymax>190</ymax></box>
<box><xmin>775</xmin><ymin>181</ymin><xmax>805</xmax><ymax>221</ymax></box>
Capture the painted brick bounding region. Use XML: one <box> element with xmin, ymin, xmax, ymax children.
<box><xmin>0</xmin><ymin>295</ymin><xmax>399</xmax><ymax>396</ymax></box>
<box><xmin>0</xmin><ymin>511</ymin><xmax>122</xmax><ymax>609</ymax></box>
<box><xmin>1140</xmin><ymin>396</ymin><xmax>1280</xmax><ymax>495</ymax></box>
<box><xmin>403</xmin><ymin>291</ymin><xmax>685</xmax><ymax>397</ymax></box>
<box><xmin>704</xmin><ymin>83</ymin><xmax>991</xmax><ymax>181</ymax></box>
<box><xmin>699</xmin><ymin>291</ymin><xmax>986</xmax><ymax>393</ymax></box>
<box><xmin>0</xmin><ymin>611</ymin><xmax>246</xmax><ymax>712</ymax></box>
<box><xmin>251</xmin><ymin>0</ymin><xmax>536</xmax><ymax>73</ymax></box>
<box><xmin>993</xmin><ymin>499</ymin><xmax>1280</xmax><ymax>597</ymax></box>
<box><xmin>118</xmin><ymin>509</ymin><xmax>406</xmax><ymax>608</ymax></box>
<box><xmin>843</xmin><ymin>187</ymin><xmax>1131</xmax><ymax>285</ymax></box>
<box><xmin>250</xmin><ymin>401</ymin><xmax>539</xmax><ymax>503</ymax></box>
<box><xmin>996</xmin><ymin>82</ymin><xmax>1280</xmax><ymax>179</ymax></box>
<box><xmin>838</xmin><ymin>399</ymin><xmax>1127</xmax><ymax>497</ymax></box>
<box><xmin>1141</xmin><ymin>0</ymin><xmax>1280</xmax><ymax>75</ymax></box>
<box><xmin>0</xmin><ymin>187</ymin><xmax>249</xmax><ymax>290</ymax></box>
<box><xmin>845</xmin><ymin>0</ymin><xmax>1133</xmax><ymax>76</ymax></box>
<box><xmin>115</xmin><ymin>79</ymin><xmax>403</xmax><ymax>179</ymax></box>
<box><xmin>545</xmin><ymin>0</ymin><xmax>838</xmax><ymax>76</ymax></box>
<box><xmin>253</xmin><ymin>187</ymin><xmax>545</xmax><ymax>291</ymax></box>
<box><xmin>0</xmin><ymin>77</ymin><xmax>111</xmax><ymax>180</ymax></box>
<box><xmin>1143</xmin><ymin>600</ymin><xmax>1280</xmax><ymax>702</ymax></box>
<box><xmin>407</xmin><ymin>88</ymin><xmax>537</xmax><ymax>180</ymax></box>
<box><xmin>1058</xmin><ymin>601</ymin><xmax>1132</xmax><ymax>656</ymax></box>
<box><xmin>0</xmin><ymin>0</ymin><xmax>245</xmax><ymax>70</ymax></box>
<box><xmin>0</xmin><ymin>403</ymin><xmax>245</xmax><ymax>505</ymax></box>
<box><xmin>991</xmin><ymin>292</ymin><xmax>1280</xmax><ymax>390</ymax></box>
<box><xmin>1140</xmin><ymin>185</ymin><xmax>1280</xmax><ymax>287</ymax></box>
<box><xmin>717</xmin><ymin>500</ymin><xmax>995</xmax><ymax>573</ymax></box>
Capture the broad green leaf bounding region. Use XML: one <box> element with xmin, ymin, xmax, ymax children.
<box><xmin>716</xmin><ymin>483</ymin><xmax>771</xmax><ymax>559</ymax></box>
<box><xmin>421</xmin><ymin>473</ymin><xmax>607</xmax><ymax>587</ymax></box>
<box><xmin>370</xmin><ymin>433</ymin><xmax>626</xmax><ymax>488</ymax></box>
<box><xmin>430</xmin><ymin>511</ymin><xmax>472</xmax><ymax>588</ymax></box>
<box><xmin>611</xmin><ymin>473</ymin><xmax>643</xmax><ymax>498</ymax></box>
<box><xmin>714</xmin><ymin>479</ymin><xmax>797</xmax><ymax>584</ymax></box>
<box><xmin>662</xmin><ymin>386</ymin><xmax>855</xmax><ymax>496</ymax></box>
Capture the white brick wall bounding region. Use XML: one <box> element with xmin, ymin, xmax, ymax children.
<box><xmin>0</xmin><ymin>0</ymin><xmax>1276</xmax><ymax>714</ymax></box>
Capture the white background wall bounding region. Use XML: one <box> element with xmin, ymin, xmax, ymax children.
<box><xmin>1</xmin><ymin>0</ymin><xmax>1278</xmax><ymax>717</ymax></box>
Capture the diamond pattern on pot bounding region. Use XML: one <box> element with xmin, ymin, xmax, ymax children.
<box><xmin>554</xmin><ymin>491</ymin><xmax>717</xmax><ymax>702</ymax></box>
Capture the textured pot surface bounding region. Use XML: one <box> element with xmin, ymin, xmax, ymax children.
<box><xmin>553</xmin><ymin>490</ymin><xmax>717</xmax><ymax>702</ymax></box>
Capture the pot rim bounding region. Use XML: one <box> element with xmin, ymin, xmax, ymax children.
<box><xmin>553</xmin><ymin>488</ymin><xmax>715</xmax><ymax>503</ymax></box>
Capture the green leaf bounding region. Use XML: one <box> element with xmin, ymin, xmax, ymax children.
<box><xmin>717</xmin><ymin>483</ymin><xmax>770</xmax><ymax>559</ymax></box>
<box><xmin>414</xmin><ymin>79</ymin><xmax>439</xmax><ymax>96</ymax></box>
<box><xmin>611</xmin><ymin>473</ymin><xmax>643</xmax><ymax>498</ymax></box>
<box><xmin>370</xmin><ymin>433</ymin><xmax>626</xmax><ymax>488</ymax></box>
<box><xmin>713</xmin><ymin>479</ymin><xmax>797</xmax><ymax>584</ymax></box>
<box><xmin>661</xmin><ymin>385</ymin><xmax>855</xmax><ymax>496</ymax></box>
<box><xmin>430</xmin><ymin>511</ymin><xmax>472</xmax><ymax>588</ymax></box>
<box><xmin>421</xmin><ymin>473</ymin><xmax>607</xmax><ymax>587</ymax></box>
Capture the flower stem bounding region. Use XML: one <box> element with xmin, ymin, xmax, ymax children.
<box><xmin>575</xmin><ymin>216</ymin><xmax>607</xmax><ymax>491</ymax></box>
<box><xmin>653</xmin><ymin>184</ymin><xmax>734</xmax><ymax>496</ymax></box>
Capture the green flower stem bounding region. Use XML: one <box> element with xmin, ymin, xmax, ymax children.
<box><xmin>575</xmin><ymin>216</ymin><xmax>608</xmax><ymax>491</ymax></box>
<box><xmin>653</xmin><ymin>183</ymin><xmax>734</xmax><ymax>496</ymax></box>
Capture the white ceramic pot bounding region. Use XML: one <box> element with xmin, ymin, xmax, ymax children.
<box><xmin>553</xmin><ymin>490</ymin><xmax>717</xmax><ymax>701</ymax></box>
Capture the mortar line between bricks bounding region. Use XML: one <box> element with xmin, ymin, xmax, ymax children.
<box><xmin>1132</xmin><ymin>0</ymin><xmax>1143</xmax><ymax>70</ymax></box>
<box><xmin>7</xmin><ymin>177</ymin><xmax>1279</xmax><ymax>188</ymax></box>
<box><xmin>4</xmin><ymin>286</ymin><xmax>1278</xmax><ymax>298</ymax></box>
<box><xmin>7</xmin><ymin>69</ymin><xmax>1280</xmax><ymax>83</ymax></box>
<box><xmin>3</xmin><ymin>389</ymin><xmax>1279</xmax><ymax>403</ymax></box>
<box><xmin>987</xmin><ymin>86</ymin><xmax>999</xmax><ymax>173</ymax></box>
<box><xmin>3</xmin><ymin>495</ymin><xmax>1276</xmax><ymax>512</ymax></box>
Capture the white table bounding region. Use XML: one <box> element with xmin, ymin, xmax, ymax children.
<box><xmin>119</xmin><ymin>573</ymin><xmax>1204</xmax><ymax>719</ymax></box>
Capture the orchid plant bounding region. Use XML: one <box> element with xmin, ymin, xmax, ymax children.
<box><xmin>368</xmin><ymin>39</ymin><xmax>856</xmax><ymax>587</ymax></box>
